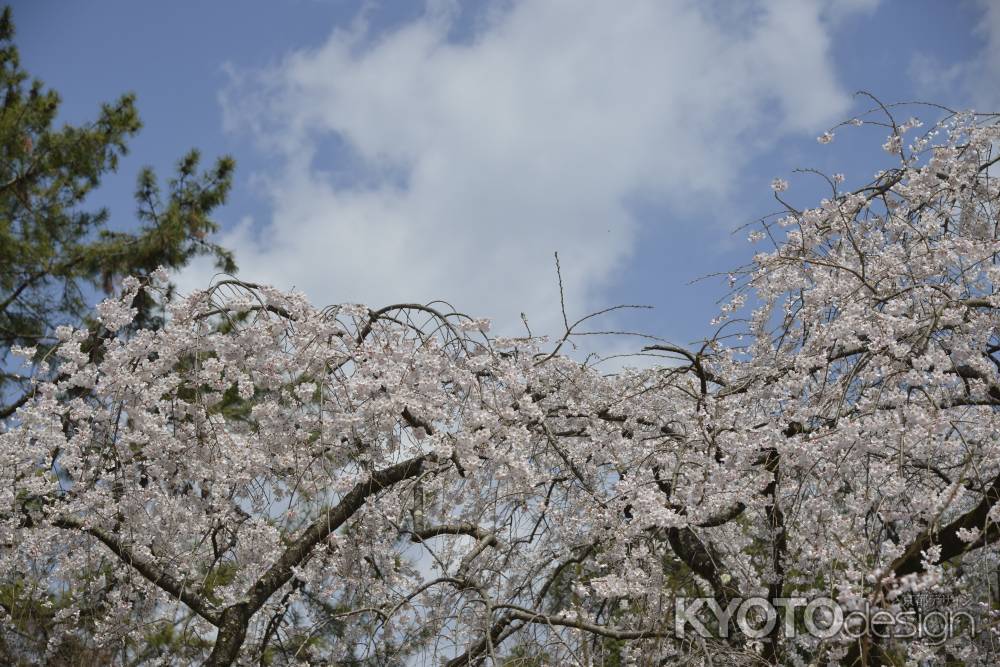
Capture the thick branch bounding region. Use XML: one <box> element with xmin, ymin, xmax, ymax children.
<box><xmin>890</xmin><ymin>472</ymin><xmax>1000</xmax><ymax>579</ymax></box>
<box><xmin>761</xmin><ymin>448</ymin><xmax>786</xmax><ymax>664</ymax></box>
<box><xmin>498</xmin><ymin>604</ymin><xmax>668</xmax><ymax>640</ymax></box>
<box><xmin>665</xmin><ymin>525</ymin><xmax>739</xmax><ymax>608</ymax></box>
<box><xmin>410</xmin><ymin>523</ymin><xmax>494</xmax><ymax>543</ymax></box>
<box><xmin>53</xmin><ymin>516</ymin><xmax>220</xmax><ymax>625</ymax></box>
<box><xmin>247</xmin><ymin>454</ymin><xmax>431</xmax><ymax>609</ymax></box>
<box><xmin>0</xmin><ymin>270</ymin><xmax>47</xmax><ymax>316</ymax></box>
<box><xmin>0</xmin><ymin>389</ymin><xmax>30</xmax><ymax>420</ymax></box>
<box><xmin>206</xmin><ymin>454</ymin><xmax>433</xmax><ymax>666</ymax></box>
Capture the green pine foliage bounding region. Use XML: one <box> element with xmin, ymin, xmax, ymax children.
<box><xmin>0</xmin><ymin>6</ymin><xmax>237</xmax><ymax>663</ymax></box>
<box><xmin>0</xmin><ymin>5</ymin><xmax>236</xmax><ymax>420</ymax></box>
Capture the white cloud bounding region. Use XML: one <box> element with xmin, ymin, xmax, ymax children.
<box><xmin>184</xmin><ymin>0</ymin><xmax>864</xmax><ymax>337</ymax></box>
<box><xmin>969</xmin><ymin>0</ymin><xmax>1000</xmax><ymax>108</ymax></box>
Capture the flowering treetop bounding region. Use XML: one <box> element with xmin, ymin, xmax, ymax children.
<box><xmin>2</xmin><ymin>105</ymin><xmax>1000</xmax><ymax>665</ymax></box>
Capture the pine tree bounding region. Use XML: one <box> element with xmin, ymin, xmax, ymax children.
<box><xmin>0</xmin><ymin>5</ymin><xmax>236</xmax><ymax>421</ymax></box>
<box><xmin>0</xmin><ymin>7</ymin><xmax>237</xmax><ymax>662</ymax></box>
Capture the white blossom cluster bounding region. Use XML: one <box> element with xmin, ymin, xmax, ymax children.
<box><xmin>3</xmin><ymin>109</ymin><xmax>1000</xmax><ymax>665</ymax></box>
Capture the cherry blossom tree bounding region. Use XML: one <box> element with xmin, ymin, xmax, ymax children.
<box><xmin>3</xmin><ymin>104</ymin><xmax>1000</xmax><ymax>665</ymax></box>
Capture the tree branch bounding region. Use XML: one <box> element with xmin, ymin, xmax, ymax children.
<box><xmin>205</xmin><ymin>453</ymin><xmax>433</xmax><ymax>666</ymax></box>
<box><xmin>53</xmin><ymin>516</ymin><xmax>220</xmax><ymax>625</ymax></box>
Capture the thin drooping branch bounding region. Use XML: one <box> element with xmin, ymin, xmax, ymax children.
<box><xmin>444</xmin><ymin>546</ymin><xmax>596</xmax><ymax>667</ymax></box>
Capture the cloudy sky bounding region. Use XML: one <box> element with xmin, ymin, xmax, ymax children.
<box><xmin>14</xmin><ymin>0</ymin><xmax>1000</xmax><ymax>355</ymax></box>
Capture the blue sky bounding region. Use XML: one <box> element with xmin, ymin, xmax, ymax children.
<box><xmin>12</xmin><ymin>0</ymin><xmax>1000</xmax><ymax>358</ymax></box>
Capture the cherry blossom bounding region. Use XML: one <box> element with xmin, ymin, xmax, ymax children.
<box><xmin>3</xmin><ymin>105</ymin><xmax>1000</xmax><ymax>665</ymax></box>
